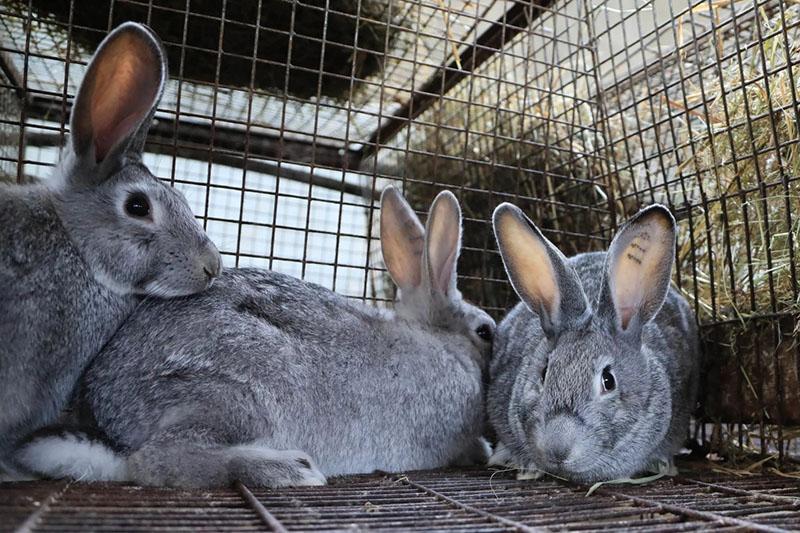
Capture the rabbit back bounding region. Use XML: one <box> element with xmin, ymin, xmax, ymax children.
<box><xmin>82</xmin><ymin>268</ymin><xmax>485</xmax><ymax>476</ymax></box>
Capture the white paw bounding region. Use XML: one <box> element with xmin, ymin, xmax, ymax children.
<box><xmin>488</xmin><ymin>442</ymin><xmax>544</xmax><ymax>480</ymax></box>
<box><xmin>232</xmin><ymin>445</ymin><xmax>326</xmax><ymax>487</ymax></box>
<box><xmin>516</xmin><ymin>467</ymin><xmax>545</xmax><ymax>480</ymax></box>
<box><xmin>650</xmin><ymin>457</ymin><xmax>678</xmax><ymax>477</ymax></box>
<box><xmin>289</xmin><ymin>451</ymin><xmax>326</xmax><ymax>486</ymax></box>
<box><xmin>12</xmin><ymin>435</ymin><xmax>127</xmax><ymax>482</ymax></box>
<box><xmin>488</xmin><ymin>441</ymin><xmax>514</xmax><ymax>466</ymax></box>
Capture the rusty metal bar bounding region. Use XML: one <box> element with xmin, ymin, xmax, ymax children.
<box><xmin>12</xmin><ymin>482</ymin><xmax>69</xmax><ymax>533</ymax></box>
<box><xmin>599</xmin><ymin>486</ymin><xmax>791</xmax><ymax>533</ymax></box>
<box><xmin>680</xmin><ymin>476</ymin><xmax>800</xmax><ymax>506</ymax></box>
<box><xmin>397</xmin><ymin>475</ymin><xmax>543</xmax><ymax>533</ymax></box>
<box><xmin>234</xmin><ymin>480</ymin><xmax>288</xmax><ymax>533</ymax></box>
<box><xmin>22</xmin><ymin>95</ymin><xmax>359</xmax><ymax>169</ymax></box>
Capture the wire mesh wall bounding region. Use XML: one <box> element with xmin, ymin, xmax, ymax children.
<box><xmin>0</xmin><ymin>0</ymin><xmax>797</xmax><ymax>465</ymax></box>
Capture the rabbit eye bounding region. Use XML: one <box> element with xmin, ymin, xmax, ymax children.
<box><xmin>601</xmin><ymin>366</ymin><xmax>616</xmax><ymax>392</ymax></box>
<box><xmin>125</xmin><ymin>192</ymin><xmax>151</xmax><ymax>218</ymax></box>
<box><xmin>475</xmin><ymin>323</ymin><xmax>493</xmax><ymax>342</ymax></box>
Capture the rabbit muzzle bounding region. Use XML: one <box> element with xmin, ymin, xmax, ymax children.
<box><xmin>533</xmin><ymin>412</ymin><xmax>593</xmax><ymax>477</ymax></box>
<box><xmin>199</xmin><ymin>243</ymin><xmax>222</xmax><ymax>286</ymax></box>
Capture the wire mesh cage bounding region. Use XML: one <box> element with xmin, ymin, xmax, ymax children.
<box><xmin>0</xmin><ymin>0</ymin><xmax>797</xmax><ymax>473</ymax></box>
<box><xmin>3</xmin><ymin>468</ymin><xmax>800</xmax><ymax>532</ymax></box>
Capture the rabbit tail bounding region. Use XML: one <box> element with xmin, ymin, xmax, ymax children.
<box><xmin>12</xmin><ymin>427</ymin><xmax>127</xmax><ymax>481</ymax></box>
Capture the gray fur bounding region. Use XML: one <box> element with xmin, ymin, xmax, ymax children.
<box><xmin>20</xmin><ymin>188</ymin><xmax>495</xmax><ymax>488</ymax></box>
<box><xmin>0</xmin><ymin>23</ymin><xmax>219</xmax><ymax>462</ymax></box>
<box><xmin>489</xmin><ymin>204</ymin><xmax>700</xmax><ymax>483</ymax></box>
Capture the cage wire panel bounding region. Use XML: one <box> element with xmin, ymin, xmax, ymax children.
<box><xmin>2</xmin><ymin>468</ymin><xmax>800</xmax><ymax>531</ymax></box>
<box><xmin>0</xmin><ymin>0</ymin><xmax>798</xmax><ymax>475</ymax></box>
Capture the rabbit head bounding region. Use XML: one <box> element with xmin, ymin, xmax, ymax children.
<box><xmin>493</xmin><ymin>203</ymin><xmax>678</xmax><ymax>482</ymax></box>
<box><xmin>380</xmin><ymin>186</ymin><xmax>495</xmax><ymax>359</ymax></box>
<box><xmin>50</xmin><ymin>23</ymin><xmax>220</xmax><ymax>297</ymax></box>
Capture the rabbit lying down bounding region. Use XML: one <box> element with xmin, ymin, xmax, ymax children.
<box><xmin>0</xmin><ymin>22</ymin><xmax>220</xmax><ymax>474</ymax></box>
<box><xmin>15</xmin><ymin>188</ymin><xmax>496</xmax><ymax>488</ymax></box>
<box><xmin>488</xmin><ymin>203</ymin><xmax>700</xmax><ymax>483</ymax></box>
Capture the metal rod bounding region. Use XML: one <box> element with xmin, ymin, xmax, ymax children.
<box><xmin>233</xmin><ymin>480</ymin><xmax>288</xmax><ymax>533</ymax></box>
<box><xmin>13</xmin><ymin>481</ymin><xmax>70</xmax><ymax>533</ymax></box>
<box><xmin>398</xmin><ymin>475</ymin><xmax>543</xmax><ymax>533</ymax></box>
<box><xmin>600</xmin><ymin>487</ymin><xmax>790</xmax><ymax>533</ymax></box>
<box><xmin>680</xmin><ymin>477</ymin><xmax>800</xmax><ymax>506</ymax></box>
<box><xmin>23</xmin><ymin>131</ymin><xmax>379</xmax><ymax>200</ymax></box>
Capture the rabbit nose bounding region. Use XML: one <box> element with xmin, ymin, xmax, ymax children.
<box><xmin>538</xmin><ymin>414</ymin><xmax>576</xmax><ymax>466</ymax></box>
<box><xmin>546</xmin><ymin>446</ymin><xmax>570</xmax><ymax>466</ymax></box>
<box><xmin>201</xmin><ymin>244</ymin><xmax>222</xmax><ymax>281</ymax></box>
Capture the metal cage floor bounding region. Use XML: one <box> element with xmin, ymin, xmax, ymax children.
<box><xmin>1</xmin><ymin>465</ymin><xmax>798</xmax><ymax>532</ymax></box>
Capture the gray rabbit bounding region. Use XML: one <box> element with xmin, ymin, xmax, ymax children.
<box><xmin>15</xmin><ymin>187</ymin><xmax>495</xmax><ymax>487</ymax></box>
<box><xmin>0</xmin><ymin>23</ymin><xmax>220</xmax><ymax>470</ymax></box>
<box><xmin>488</xmin><ymin>203</ymin><xmax>699</xmax><ymax>483</ymax></box>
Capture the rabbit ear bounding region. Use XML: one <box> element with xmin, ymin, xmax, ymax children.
<box><xmin>380</xmin><ymin>186</ymin><xmax>425</xmax><ymax>290</ymax></box>
<box><xmin>493</xmin><ymin>203</ymin><xmax>589</xmax><ymax>338</ymax></box>
<box><xmin>599</xmin><ymin>205</ymin><xmax>676</xmax><ymax>334</ymax></box>
<box><xmin>423</xmin><ymin>190</ymin><xmax>462</xmax><ymax>296</ymax></box>
<box><xmin>68</xmin><ymin>22</ymin><xmax>166</xmax><ymax>185</ymax></box>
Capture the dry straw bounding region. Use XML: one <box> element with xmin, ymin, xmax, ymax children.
<box><xmin>626</xmin><ymin>3</ymin><xmax>800</xmax><ymax>326</ymax></box>
<box><xmin>539</xmin><ymin>2</ymin><xmax>800</xmax><ymax>326</ymax></box>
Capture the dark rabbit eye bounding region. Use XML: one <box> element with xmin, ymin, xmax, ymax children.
<box><xmin>601</xmin><ymin>366</ymin><xmax>616</xmax><ymax>392</ymax></box>
<box><xmin>475</xmin><ymin>324</ymin><xmax>493</xmax><ymax>342</ymax></box>
<box><xmin>125</xmin><ymin>192</ymin><xmax>150</xmax><ymax>218</ymax></box>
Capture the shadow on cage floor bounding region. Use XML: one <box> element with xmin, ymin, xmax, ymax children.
<box><xmin>1</xmin><ymin>464</ymin><xmax>799</xmax><ymax>532</ymax></box>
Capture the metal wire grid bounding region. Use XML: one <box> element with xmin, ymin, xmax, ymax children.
<box><xmin>580</xmin><ymin>0</ymin><xmax>800</xmax><ymax>455</ymax></box>
<box><xmin>591</xmin><ymin>0</ymin><xmax>799</xmax><ymax>322</ymax></box>
<box><xmin>0</xmin><ymin>1</ymin><xmax>509</xmax><ymax>151</ymax></box>
<box><xmin>366</xmin><ymin>0</ymin><xmax>614</xmax><ymax>314</ymax></box>
<box><xmin>0</xmin><ymin>0</ymin><xmax>551</xmax><ymax>303</ymax></box>
<box><xmin>2</xmin><ymin>467</ymin><xmax>799</xmax><ymax>532</ymax></box>
<box><xmin>360</xmin><ymin>0</ymin><xmax>800</xmax><ymax>447</ymax></box>
<box><xmin>0</xmin><ymin>64</ymin><xmax>19</xmax><ymax>180</ymax></box>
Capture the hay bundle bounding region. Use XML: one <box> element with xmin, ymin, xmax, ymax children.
<box><xmin>7</xmin><ymin>0</ymin><xmax>399</xmax><ymax>100</ymax></box>
<box><xmin>607</xmin><ymin>5</ymin><xmax>800</xmax><ymax>325</ymax></box>
<box><xmin>390</xmin><ymin>2</ymin><xmax>797</xmax><ymax>338</ymax></box>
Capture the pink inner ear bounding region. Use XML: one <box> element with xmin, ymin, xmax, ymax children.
<box><xmin>380</xmin><ymin>191</ymin><xmax>425</xmax><ymax>290</ymax></box>
<box><xmin>431</xmin><ymin>244</ymin><xmax>458</xmax><ymax>293</ymax></box>
<box><xmin>89</xmin><ymin>38</ymin><xmax>160</xmax><ymax>162</ymax></box>
<box><xmin>617</xmin><ymin>305</ymin><xmax>635</xmax><ymax>329</ymax></box>
<box><xmin>426</xmin><ymin>193</ymin><xmax>461</xmax><ymax>294</ymax></box>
